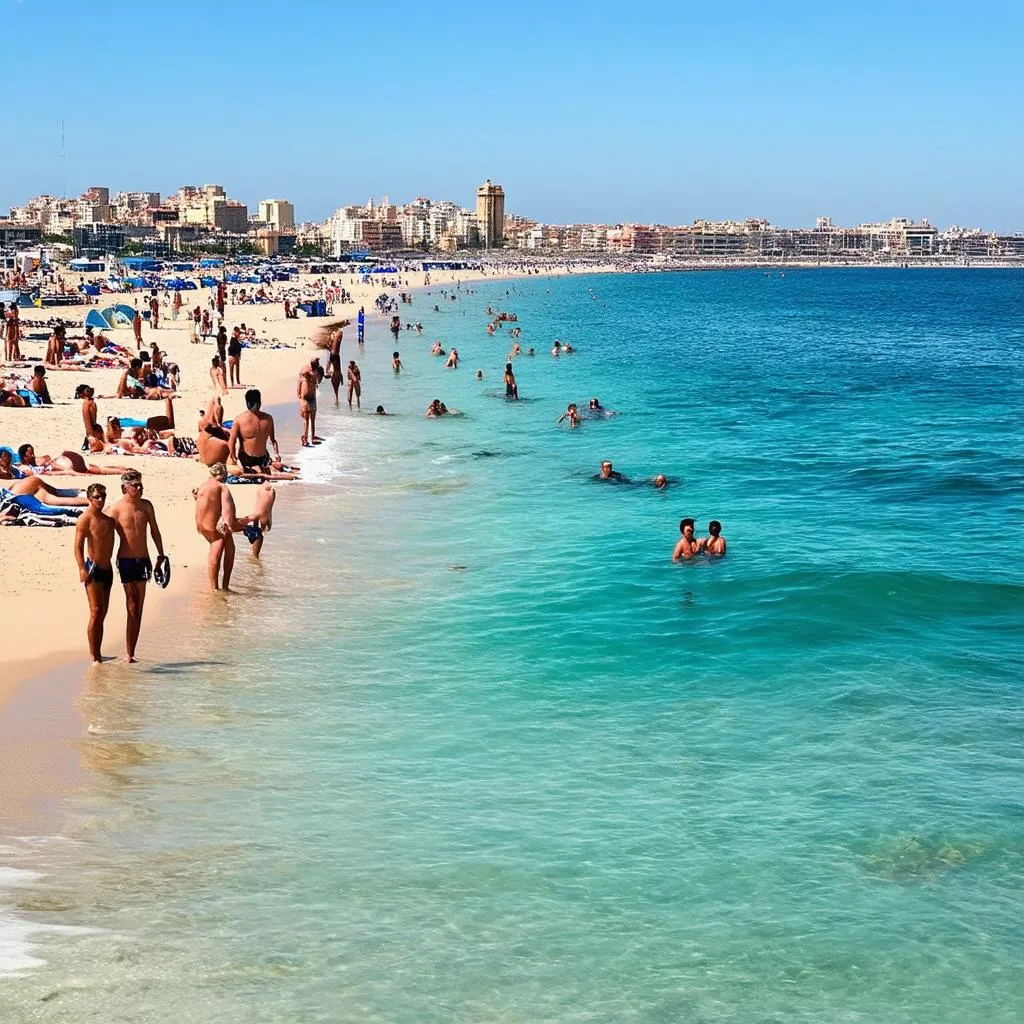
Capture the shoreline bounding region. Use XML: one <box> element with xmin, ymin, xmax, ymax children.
<box><xmin>0</xmin><ymin>261</ymin><xmax>605</xmax><ymax>842</ymax></box>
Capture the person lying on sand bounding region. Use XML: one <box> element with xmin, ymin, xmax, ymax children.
<box><xmin>13</xmin><ymin>443</ymin><xmax>121</xmax><ymax>476</ymax></box>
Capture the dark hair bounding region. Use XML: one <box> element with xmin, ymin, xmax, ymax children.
<box><xmin>245</xmin><ymin>388</ymin><xmax>261</xmax><ymax>411</ymax></box>
<box><xmin>212</xmin><ymin>356</ymin><xmax>221</xmax><ymax>367</ymax></box>
<box><xmin>33</xmin><ymin>364</ymin><xmax>46</xmax><ymax>376</ymax></box>
<box><xmin>392</xmin><ymin>351</ymin><xmax>399</xmax><ymax>358</ymax></box>
<box><xmin>375</xmin><ymin>405</ymin><xmax>385</xmax><ymax>414</ymax></box>
<box><xmin>505</xmin><ymin>362</ymin><xmax>513</xmax><ymax>373</ymax></box>
<box><xmin>17</xmin><ymin>443</ymin><xmax>32</xmax><ymax>462</ymax></box>
<box><xmin>129</xmin><ymin>358</ymin><xmax>142</xmax><ymax>373</ymax></box>
<box><xmin>680</xmin><ymin>518</ymin><xmax>695</xmax><ymax>532</ymax></box>
<box><xmin>708</xmin><ymin>520</ymin><xmax>721</xmax><ymax>535</ymax></box>
<box><xmin>86</xmin><ymin>482</ymin><xmax>106</xmax><ymax>499</ymax></box>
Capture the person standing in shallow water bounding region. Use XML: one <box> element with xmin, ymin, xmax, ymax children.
<box><xmin>504</xmin><ymin>362</ymin><xmax>518</xmax><ymax>399</ymax></box>
<box><xmin>703</xmin><ymin>520</ymin><xmax>727</xmax><ymax>556</ymax></box>
<box><xmin>110</xmin><ymin>470</ymin><xmax>165</xmax><ymax>663</ymax></box>
<box><xmin>672</xmin><ymin>518</ymin><xmax>703</xmax><ymax>561</ymax></box>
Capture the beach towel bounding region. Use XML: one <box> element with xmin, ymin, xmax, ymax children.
<box><xmin>0</xmin><ymin>488</ymin><xmax>83</xmax><ymax>526</ymax></box>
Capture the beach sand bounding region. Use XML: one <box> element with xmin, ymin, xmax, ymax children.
<box><xmin>0</xmin><ymin>261</ymin><xmax>612</xmax><ymax>702</ymax></box>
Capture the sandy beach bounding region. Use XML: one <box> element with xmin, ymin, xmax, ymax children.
<box><xmin>0</xmin><ymin>261</ymin><xmax>615</xmax><ymax>704</ymax></box>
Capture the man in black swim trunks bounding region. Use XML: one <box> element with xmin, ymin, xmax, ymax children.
<box><xmin>109</xmin><ymin>470</ymin><xmax>165</xmax><ymax>663</ymax></box>
<box><xmin>228</xmin><ymin>388</ymin><xmax>279</xmax><ymax>474</ymax></box>
<box><xmin>74</xmin><ymin>483</ymin><xmax>116</xmax><ymax>663</ymax></box>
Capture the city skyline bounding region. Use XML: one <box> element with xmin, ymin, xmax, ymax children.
<box><xmin>2</xmin><ymin>2</ymin><xmax>1022</xmax><ymax>231</ymax></box>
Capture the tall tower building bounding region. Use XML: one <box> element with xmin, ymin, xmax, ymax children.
<box><xmin>475</xmin><ymin>180</ymin><xmax>505</xmax><ymax>248</ymax></box>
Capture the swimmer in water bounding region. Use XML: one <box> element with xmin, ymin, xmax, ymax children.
<box><xmin>476</xmin><ymin>369</ymin><xmax>483</xmax><ymax>380</ymax></box>
<box><xmin>426</xmin><ymin>399</ymin><xmax>446</xmax><ymax>417</ymax></box>
<box><xmin>703</xmin><ymin>520</ymin><xmax>727</xmax><ymax>556</ymax></box>
<box><xmin>595</xmin><ymin>460</ymin><xmax>626</xmax><ymax>482</ymax></box>
<box><xmin>552</xmin><ymin>340</ymin><xmax>562</xmax><ymax>357</ymax></box>
<box><xmin>392</xmin><ymin>351</ymin><xmax>402</xmax><ymax>372</ymax></box>
<box><xmin>445</xmin><ymin>348</ymin><xmax>459</xmax><ymax>369</ymax></box>
<box><xmin>556</xmin><ymin>403</ymin><xmax>581</xmax><ymax>429</ymax></box>
<box><xmin>652</xmin><ymin>474</ymin><xmax>668</xmax><ymax>489</ymax></box>
<box><xmin>672</xmin><ymin>518</ymin><xmax>703</xmax><ymax>561</ymax></box>
<box><xmin>588</xmin><ymin>398</ymin><xmax>603</xmax><ymax>413</ymax></box>
<box><xmin>375</xmin><ymin>405</ymin><xmax>388</xmax><ymax>416</ymax></box>
<box><xmin>563</xmin><ymin>343</ymin><xmax>575</xmax><ymax>354</ymax></box>
<box><xmin>527</xmin><ymin>347</ymin><xmax>535</xmax><ymax>357</ymax></box>
<box><xmin>431</xmin><ymin>341</ymin><xmax>444</xmax><ymax>356</ymax></box>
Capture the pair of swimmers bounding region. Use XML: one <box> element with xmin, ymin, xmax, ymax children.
<box><xmin>672</xmin><ymin>518</ymin><xmax>726</xmax><ymax>560</ymax></box>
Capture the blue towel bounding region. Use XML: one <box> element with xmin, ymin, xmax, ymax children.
<box><xmin>0</xmin><ymin>488</ymin><xmax>82</xmax><ymax>517</ymax></box>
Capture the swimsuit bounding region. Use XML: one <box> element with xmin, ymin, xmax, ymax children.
<box><xmin>242</xmin><ymin>522</ymin><xmax>263</xmax><ymax>544</ymax></box>
<box><xmin>238</xmin><ymin>449</ymin><xmax>272</xmax><ymax>472</ymax></box>
<box><xmin>117</xmin><ymin>556</ymin><xmax>153</xmax><ymax>584</ymax></box>
<box><xmin>85</xmin><ymin>559</ymin><xmax>114</xmax><ymax>589</ymax></box>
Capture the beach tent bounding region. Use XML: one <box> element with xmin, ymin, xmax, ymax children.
<box><xmin>84</xmin><ymin>309</ymin><xmax>113</xmax><ymax>330</ymax></box>
<box><xmin>198</xmin><ymin>258</ymin><xmax>224</xmax><ymax>268</ymax></box>
<box><xmin>124</xmin><ymin>275</ymin><xmax>149</xmax><ymax>287</ymax></box>
<box><xmin>171</xmin><ymin>262</ymin><xmax>196</xmax><ymax>272</ymax></box>
<box><xmin>79</xmin><ymin>283</ymin><xmax>101</xmax><ymax>296</ymax></box>
<box><xmin>200</xmin><ymin>275</ymin><xmax>219</xmax><ymax>287</ymax></box>
<box><xmin>85</xmin><ymin>304</ymin><xmax>137</xmax><ymax>330</ymax></box>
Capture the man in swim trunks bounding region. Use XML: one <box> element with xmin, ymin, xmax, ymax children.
<box><xmin>297</xmin><ymin>358</ymin><xmax>321</xmax><ymax>447</ymax></box>
<box><xmin>242</xmin><ymin>482</ymin><xmax>276</xmax><ymax>559</ymax></box>
<box><xmin>110</xmin><ymin>470</ymin><xmax>165</xmax><ymax>662</ymax></box>
<box><xmin>703</xmin><ymin>520</ymin><xmax>727</xmax><ymax>556</ymax></box>
<box><xmin>194</xmin><ymin>463</ymin><xmax>244</xmax><ymax>591</ymax></box>
<box><xmin>79</xmin><ymin>384</ymin><xmax>102</xmax><ymax>451</ymax></box>
<box><xmin>74</xmin><ymin>482</ymin><xmax>116</xmax><ymax>663</ymax></box>
<box><xmin>346</xmin><ymin>359</ymin><xmax>361</xmax><ymax>410</ymax></box>
<box><xmin>228</xmin><ymin>388</ymin><xmax>279</xmax><ymax>474</ymax></box>
<box><xmin>672</xmin><ymin>518</ymin><xmax>703</xmax><ymax>561</ymax></box>
<box><xmin>327</xmin><ymin>328</ymin><xmax>343</xmax><ymax>405</ymax></box>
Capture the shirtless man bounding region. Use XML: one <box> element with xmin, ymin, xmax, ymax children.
<box><xmin>74</xmin><ymin>483</ymin><xmax>116</xmax><ymax>663</ymax></box>
<box><xmin>596</xmin><ymin>460</ymin><xmax>625</xmax><ymax>482</ymax></box>
<box><xmin>298</xmin><ymin>358</ymin><xmax>321</xmax><ymax>446</ymax></box>
<box><xmin>392</xmin><ymin>351</ymin><xmax>402</xmax><ymax>373</ymax></box>
<box><xmin>149</xmin><ymin>294</ymin><xmax>160</xmax><ymax>330</ymax></box>
<box><xmin>346</xmin><ymin>359</ymin><xmax>361</xmax><ymax>410</ymax></box>
<box><xmin>242</xmin><ymin>483</ymin><xmax>276</xmax><ymax>559</ymax></box>
<box><xmin>327</xmin><ymin>328</ymin><xmax>343</xmax><ymax>405</ymax></box>
<box><xmin>672</xmin><ymin>518</ymin><xmax>704</xmax><ymax>561</ymax></box>
<box><xmin>228</xmin><ymin>388</ymin><xmax>279</xmax><ymax>474</ymax></box>
<box><xmin>132</xmin><ymin>309</ymin><xmax>143</xmax><ymax>349</ymax></box>
<box><xmin>210</xmin><ymin>355</ymin><xmax>228</xmax><ymax>397</ymax></box>
<box><xmin>194</xmin><ymin>463</ymin><xmax>243</xmax><ymax>591</ymax></box>
<box><xmin>703</xmin><ymin>520</ymin><xmax>727</xmax><ymax>556</ymax></box>
<box><xmin>80</xmin><ymin>384</ymin><xmax>102</xmax><ymax>450</ymax></box>
<box><xmin>109</xmin><ymin>470</ymin><xmax>165</xmax><ymax>662</ymax></box>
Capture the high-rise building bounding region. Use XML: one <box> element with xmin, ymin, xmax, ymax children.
<box><xmin>475</xmin><ymin>180</ymin><xmax>505</xmax><ymax>247</ymax></box>
<box><xmin>258</xmin><ymin>199</ymin><xmax>295</xmax><ymax>232</ymax></box>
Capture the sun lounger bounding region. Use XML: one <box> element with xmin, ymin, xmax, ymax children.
<box><xmin>0</xmin><ymin>488</ymin><xmax>83</xmax><ymax>526</ymax></box>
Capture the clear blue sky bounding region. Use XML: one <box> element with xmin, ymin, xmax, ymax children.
<box><xmin>4</xmin><ymin>0</ymin><xmax>1022</xmax><ymax>230</ymax></box>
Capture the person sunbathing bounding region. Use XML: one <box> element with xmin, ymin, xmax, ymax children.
<box><xmin>116</xmin><ymin>359</ymin><xmax>176</xmax><ymax>400</ymax></box>
<box><xmin>0</xmin><ymin>457</ymin><xmax>86</xmax><ymax>506</ymax></box>
<box><xmin>29</xmin><ymin>366</ymin><xmax>52</xmax><ymax>405</ymax></box>
<box><xmin>14</xmin><ymin>443</ymin><xmax>120</xmax><ymax>476</ymax></box>
<box><xmin>0</xmin><ymin>389</ymin><xmax>28</xmax><ymax>407</ymax></box>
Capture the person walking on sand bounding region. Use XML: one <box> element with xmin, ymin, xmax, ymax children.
<box><xmin>110</xmin><ymin>470</ymin><xmax>165</xmax><ymax>663</ymax></box>
<box><xmin>228</xmin><ymin>388</ymin><xmax>280</xmax><ymax>474</ymax></box>
<box><xmin>172</xmin><ymin>289</ymin><xmax>182</xmax><ymax>320</ymax></box>
<box><xmin>298</xmin><ymin>357</ymin><xmax>321</xmax><ymax>446</ymax></box>
<box><xmin>74</xmin><ymin>482</ymin><xmax>116</xmax><ymax>664</ymax></box>
<box><xmin>194</xmin><ymin>463</ymin><xmax>243</xmax><ymax>591</ymax></box>
<box><xmin>4</xmin><ymin>302</ymin><xmax>22</xmax><ymax>361</ymax></box>
<box><xmin>132</xmin><ymin>308</ymin><xmax>143</xmax><ymax>350</ymax></box>
<box><xmin>149</xmin><ymin>294</ymin><xmax>160</xmax><ymax>330</ymax></box>
<box><xmin>210</xmin><ymin>355</ymin><xmax>228</xmax><ymax>397</ymax></box>
<box><xmin>346</xmin><ymin>359</ymin><xmax>362</xmax><ymax>410</ymax></box>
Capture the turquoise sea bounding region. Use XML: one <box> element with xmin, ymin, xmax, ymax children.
<box><xmin>1</xmin><ymin>269</ymin><xmax>1023</xmax><ymax>1022</ymax></box>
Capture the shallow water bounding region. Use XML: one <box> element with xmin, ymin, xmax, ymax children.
<box><xmin>2</xmin><ymin>269</ymin><xmax>1023</xmax><ymax>1022</ymax></box>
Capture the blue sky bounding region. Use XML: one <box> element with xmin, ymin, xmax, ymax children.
<box><xmin>4</xmin><ymin>0</ymin><xmax>1022</xmax><ymax>229</ymax></box>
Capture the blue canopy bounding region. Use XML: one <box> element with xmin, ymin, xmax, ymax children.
<box><xmin>200</xmin><ymin>276</ymin><xmax>218</xmax><ymax>287</ymax></box>
<box><xmin>198</xmin><ymin>258</ymin><xmax>224</xmax><ymax>268</ymax></box>
<box><xmin>121</xmin><ymin>257</ymin><xmax>161</xmax><ymax>271</ymax></box>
